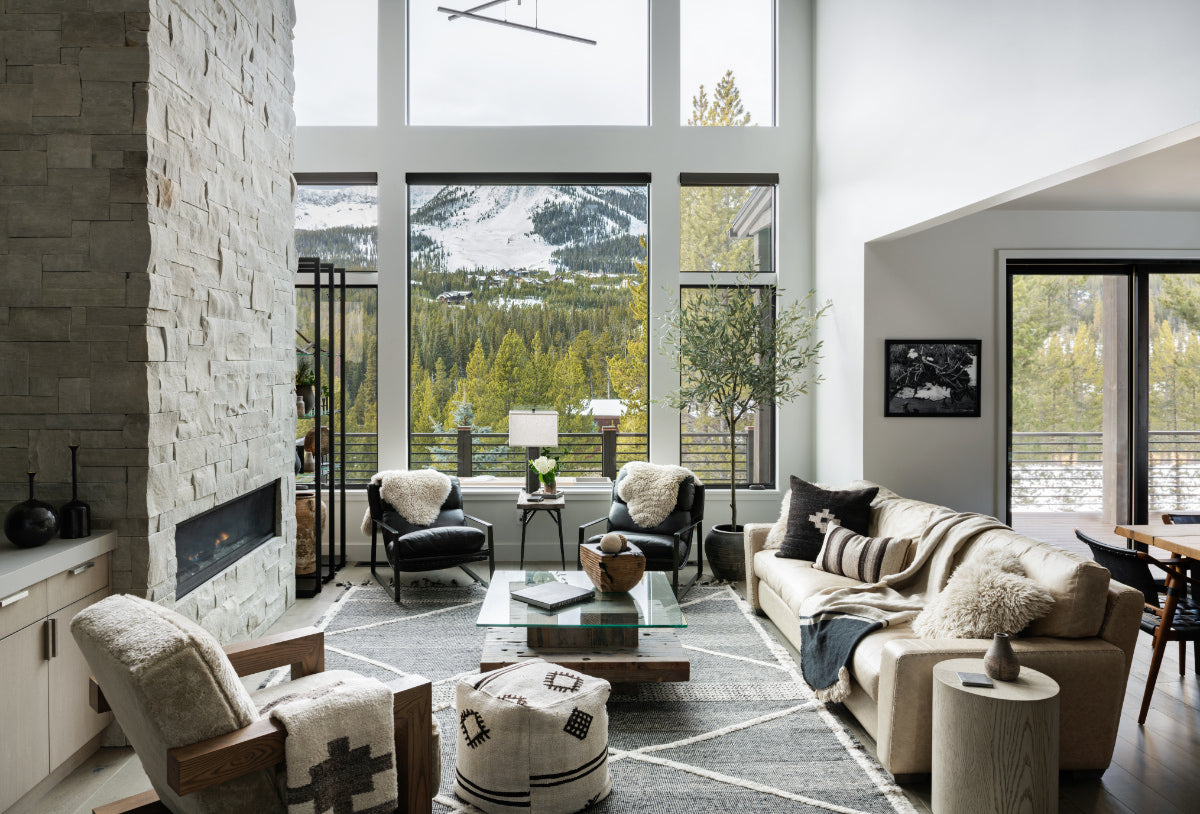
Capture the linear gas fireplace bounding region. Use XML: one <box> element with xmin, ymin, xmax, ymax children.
<box><xmin>176</xmin><ymin>481</ymin><xmax>279</xmax><ymax>598</ymax></box>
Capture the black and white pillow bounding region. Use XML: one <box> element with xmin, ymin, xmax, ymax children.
<box><xmin>812</xmin><ymin>523</ymin><xmax>913</xmax><ymax>583</ymax></box>
<box><xmin>775</xmin><ymin>476</ymin><xmax>877</xmax><ymax>561</ymax></box>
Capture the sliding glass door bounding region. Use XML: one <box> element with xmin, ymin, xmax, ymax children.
<box><xmin>1007</xmin><ymin>262</ymin><xmax>1200</xmax><ymax>548</ymax></box>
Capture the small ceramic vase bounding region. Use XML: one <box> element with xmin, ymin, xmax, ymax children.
<box><xmin>984</xmin><ymin>632</ymin><xmax>1021</xmax><ymax>681</ymax></box>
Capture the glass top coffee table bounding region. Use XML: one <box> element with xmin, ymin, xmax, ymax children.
<box><xmin>477</xmin><ymin>570</ymin><xmax>690</xmax><ymax>685</ymax></box>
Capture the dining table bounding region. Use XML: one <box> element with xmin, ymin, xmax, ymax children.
<box><xmin>1113</xmin><ymin>523</ymin><xmax>1200</xmax><ymax>723</ymax></box>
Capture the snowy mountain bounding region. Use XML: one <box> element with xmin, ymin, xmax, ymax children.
<box><xmin>294</xmin><ymin>185</ymin><xmax>377</xmax><ymax>231</ymax></box>
<box><xmin>410</xmin><ymin>184</ymin><xmax>647</xmax><ymax>274</ymax></box>
<box><xmin>294</xmin><ymin>183</ymin><xmax>648</xmax><ymax>275</ymax></box>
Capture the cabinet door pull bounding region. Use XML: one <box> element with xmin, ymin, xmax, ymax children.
<box><xmin>0</xmin><ymin>589</ymin><xmax>30</xmax><ymax>608</ymax></box>
<box><xmin>44</xmin><ymin>618</ymin><xmax>58</xmax><ymax>660</ymax></box>
<box><xmin>70</xmin><ymin>561</ymin><xmax>96</xmax><ymax>576</ymax></box>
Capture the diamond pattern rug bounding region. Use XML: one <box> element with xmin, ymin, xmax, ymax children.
<box><xmin>288</xmin><ymin>581</ymin><xmax>916</xmax><ymax>814</ymax></box>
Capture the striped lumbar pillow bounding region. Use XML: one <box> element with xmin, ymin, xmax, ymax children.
<box><xmin>812</xmin><ymin>523</ymin><xmax>913</xmax><ymax>583</ymax></box>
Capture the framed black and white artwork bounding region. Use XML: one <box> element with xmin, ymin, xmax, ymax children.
<box><xmin>885</xmin><ymin>339</ymin><xmax>981</xmax><ymax>417</ymax></box>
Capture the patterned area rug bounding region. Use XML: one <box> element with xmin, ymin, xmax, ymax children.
<box><xmin>297</xmin><ymin>581</ymin><xmax>916</xmax><ymax>814</ymax></box>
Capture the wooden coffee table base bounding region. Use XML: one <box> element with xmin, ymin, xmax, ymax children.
<box><xmin>480</xmin><ymin>627</ymin><xmax>690</xmax><ymax>685</ymax></box>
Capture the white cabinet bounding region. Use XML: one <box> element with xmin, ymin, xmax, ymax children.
<box><xmin>0</xmin><ymin>535</ymin><xmax>115</xmax><ymax>813</ymax></box>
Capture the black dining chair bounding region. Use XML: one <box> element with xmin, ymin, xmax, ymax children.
<box><xmin>1076</xmin><ymin>529</ymin><xmax>1200</xmax><ymax>723</ymax></box>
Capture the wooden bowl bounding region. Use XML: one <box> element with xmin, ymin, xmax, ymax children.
<box><xmin>580</xmin><ymin>541</ymin><xmax>646</xmax><ymax>592</ymax></box>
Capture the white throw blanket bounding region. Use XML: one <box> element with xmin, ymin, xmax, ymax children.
<box><xmin>361</xmin><ymin>469</ymin><xmax>452</xmax><ymax>535</ymax></box>
<box><xmin>617</xmin><ymin>462</ymin><xmax>700</xmax><ymax>528</ymax></box>
<box><xmin>797</xmin><ymin>511</ymin><xmax>1010</xmax><ymax>701</ymax></box>
<box><xmin>262</xmin><ymin>671</ymin><xmax>397</xmax><ymax>814</ymax></box>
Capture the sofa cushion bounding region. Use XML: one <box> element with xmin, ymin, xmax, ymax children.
<box><xmin>813</xmin><ymin>524</ymin><xmax>914</xmax><ymax>583</ymax></box>
<box><xmin>957</xmin><ymin>529</ymin><xmax>1111</xmax><ymax>638</ymax></box>
<box><xmin>754</xmin><ymin>549</ymin><xmax>861</xmax><ymax>612</ymax></box>
<box><xmin>776</xmin><ymin>476</ymin><xmax>877</xmax><ymax>561</ymax></box>
<box><xmin>849</xmin><ymin>625</ymin><xmax>917</xmax><ymax>700</ymax></box>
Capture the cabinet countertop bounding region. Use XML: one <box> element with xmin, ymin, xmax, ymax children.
<box><xmin>0</xmin><ymin>532</ymin><xmax>117</xmax><ymax>600</ymax></box>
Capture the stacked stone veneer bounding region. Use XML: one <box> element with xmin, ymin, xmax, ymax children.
<box><xmin>0</xmin><ymin>0</ymin><xmax>297</xmax><ymax>641</ymax></box>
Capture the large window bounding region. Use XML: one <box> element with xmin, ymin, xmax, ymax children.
<box><xmin>681</xmin><ymin>0</ymin><xmax>774</xmax><ymax>126</ymax></box>
<box><xmin>295</xmin><ymin>180</ymin><xmax>379</xmax><ymax>483</ymax></box>
<box><xmin>294</xmin><ymin>0</ymin><xmax>378</xmax><ymax>125</ymax></box>
<box><xmin>407</xmin><ymin>0</ymin><xmax>649</xmax><ymax>126</ymax></box>
<box><xmin>678</xmin><ymin>174</ymin><xmax>778</xmax><ymax>487</ymax></box>
<box><xmin>407</xmin><ymin>176</ymin><xmax>649</xmax><ymax>478</ymax></box>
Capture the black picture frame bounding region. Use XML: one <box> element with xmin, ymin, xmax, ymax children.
<box><xmin>885</xmin><ymin>339</ymin><xmax>982</xmax><ymax>417</ymax></box>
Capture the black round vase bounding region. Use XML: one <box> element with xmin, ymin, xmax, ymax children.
<box><xmin>704</xmin><ymin>524</ymin><xmax>746</xmax><ymax>582</ymax></box>
<box><xmin>5</xmin><ymin>471</ymin><xmax>59</xmax><ymax>548</ymax></box>
<box><xmin>60</xmin><ymin>444</ymin><xmax>91</xmax><ymax>539</ymax></box>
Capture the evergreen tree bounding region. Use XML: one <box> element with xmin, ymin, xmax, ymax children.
<box><xmin>608</xmin><ymin>242</ymin><xmax>649</xmax><ymax>435</ymax></box>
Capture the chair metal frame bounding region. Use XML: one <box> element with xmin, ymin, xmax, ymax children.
<box><xmin>367</xmin><ymin>479</ymin><xmax>495</xmax><ymax>602</ymax></box>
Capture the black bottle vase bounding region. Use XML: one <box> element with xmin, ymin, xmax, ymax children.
<box><xmin>4</xmin><ymin>471</ymin><xmax>59</xmax><ymax>548</ymax></box>
<box><xmin>60</xmin><ymin>445</ymin><xmax>91</xmax><ymax>539</ymax></box>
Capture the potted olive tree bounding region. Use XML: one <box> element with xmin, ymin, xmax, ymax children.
<box><xmin>660</xmin><ymin>277</ymin><xmax>829</xmax><ymax>580</ymax></box>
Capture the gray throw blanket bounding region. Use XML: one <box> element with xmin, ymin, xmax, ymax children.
<box><xmin>798</xmin><ymin>511</ymin><xmax>1010</xmax><ymax>701</ymax></box>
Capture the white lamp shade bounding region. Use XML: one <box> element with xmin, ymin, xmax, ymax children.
<box><xmin>508</xmin><ymin>410</ymin><xmax>559</xmax><ymax>447</ymax></box>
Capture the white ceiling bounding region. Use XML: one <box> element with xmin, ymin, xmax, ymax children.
<box><xmin>997</xmin><ymin>136</ymin><xmax>1200</xmax><ymax>211</ymax></box>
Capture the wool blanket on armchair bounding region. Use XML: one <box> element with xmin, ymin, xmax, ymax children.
<box><xmin>798</xmin><ymin>511</ymin><xmax>1010</xmax><ymax>701</ymax></box>
<box><xmin>360</xmin><ymin>469</ymin><xmax>452</xmax><ymax>535</ymax></box>
<box><xmin>263</xmin><ymin>670</ymin><xmax>398</xmax><ymax>814</ymax></box>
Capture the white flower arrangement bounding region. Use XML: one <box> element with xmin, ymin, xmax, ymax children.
<box><xmin>529</xmin><ymin>455</ymin><xmax>562</xmax><ymax>482</ymax></box>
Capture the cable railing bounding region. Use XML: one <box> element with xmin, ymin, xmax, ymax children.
<box><xmin>1011</xmin><ymin>430</ymin><xmax>1200</xmax><ymax>510</ymax></box>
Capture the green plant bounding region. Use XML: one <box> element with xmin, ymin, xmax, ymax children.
<box><xmin>295</xmin><ymin>356</ymin><xmax>315</xmax><ymax>386</ymax></box>
<box><xmin>660</xmin><ymin>276</ymin><xmax>830</xmax><ymax>530</ymax></box>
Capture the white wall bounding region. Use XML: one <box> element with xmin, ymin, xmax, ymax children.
<box><xmin>295</xmin><ymin>1</ymin><xmax>815</xmax><ymax>560</ymax></box>
<box><xmin>814</xmin><ymin>0</ymin><xmax>1200</xmax><ymax>486</ymax></box>
<box><xmin>863</xmin><ymin>210</ymin><xmax>1200</xmax><ymax>514</ymax></box>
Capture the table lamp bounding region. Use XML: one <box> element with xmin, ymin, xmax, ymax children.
<box><xmin>508</xmin><ymin>409</ymin><xmax>559</xmax><ymax>493</ymax></box>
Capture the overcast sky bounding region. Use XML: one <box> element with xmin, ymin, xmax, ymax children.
<box><xmin>294</xmin><ymin>0</ymin><xmax>773</xmax><ymax>127</ymax></box>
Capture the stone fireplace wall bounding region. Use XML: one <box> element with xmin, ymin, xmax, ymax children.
<box><xmin>0</xmin><ymin>0</ymin><xmax>296</xmax><ymax>641</ymax></box>
<box><xmin>143</xmin><ymin>0</ymin><xmax>297</xmax><ymax>637</ymax></box>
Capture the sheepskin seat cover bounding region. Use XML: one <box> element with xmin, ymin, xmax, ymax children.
<box><xmin>71</xmin><ymin>594</ymin><xmax>283</xmax><ymax>814</ymax></box>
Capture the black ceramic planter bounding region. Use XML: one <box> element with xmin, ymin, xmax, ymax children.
<box><xmin>704</xmin><ymin>524</ymin><xmax>746</xmax><ymax>581</ymax></box>
<box><xmin>5</xmin><ymin>471</ymin><xmax>59</xmax><ymax>548</ymax></box>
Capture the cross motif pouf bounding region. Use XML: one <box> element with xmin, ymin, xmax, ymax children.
<box><xmin>454</xmin><ymin>658</ymin><xmax>612</xmax><ymax>813</ymax></box>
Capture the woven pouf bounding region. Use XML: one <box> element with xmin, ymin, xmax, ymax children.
<box><xmin>454</xmin><ymin>658</ymin><xmax>612</xmax><ymax>813</ymax></box>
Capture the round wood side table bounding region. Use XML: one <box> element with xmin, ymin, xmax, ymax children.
<box><xmin>932</xmin><ymin>657</ymin><xmax>1059</xmax><ymax>814</ymax></box>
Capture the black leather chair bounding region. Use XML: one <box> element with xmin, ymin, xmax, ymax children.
<box><xmin>578</xmin><ymin>466</ymin><xmax>705</xmax><ymax>598</ymax></box>
<box><xmin>1076</xmin><ymin>530</ymin><xmax>1200</xmax><ymax>722</ymax></box>
<box><xmin>368</xmin><ymin>476</ymin><xmax>494</xmax><ymax>602</ymax></box>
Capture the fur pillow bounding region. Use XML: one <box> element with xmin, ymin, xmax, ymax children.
<box><xmin>913</xmin><ymin>542</ymin><xmax>1055</xmax><ymax>639</ymax></box>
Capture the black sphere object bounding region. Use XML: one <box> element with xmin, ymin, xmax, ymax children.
<box><xmin>60</xmin><ymin>445</ymin><xmax>91</xmax><ymax>539</ymax></box>
<box><xmin>5</xmin><ymin>471</ymin><xmax>59</xmax><ymax>548</ymax></box>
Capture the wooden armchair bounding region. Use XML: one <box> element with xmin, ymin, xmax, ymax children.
<box><xmin>72</xmin><ymin>595</ymin><xmax>434</xmax><ymax>814</ymax></box>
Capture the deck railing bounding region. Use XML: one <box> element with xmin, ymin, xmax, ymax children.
<box><xmin>309</xmin><ymin>429</ymin><xmax>756</xmax><ymax>486</ymax></box>
<box><xmin>1011</xmin><ymin>430</ymin><xmax>1200</xmax><ymax>510</ymax></box>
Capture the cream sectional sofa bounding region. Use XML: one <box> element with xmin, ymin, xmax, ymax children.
<box><xmin>743</xmin><ymin>483</ymin><xmax>1144</xmax><ymax>780</ymax></box>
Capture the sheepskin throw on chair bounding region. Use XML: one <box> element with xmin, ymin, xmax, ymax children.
<box><xmin>617</xmin><ymin>462</ymin><xmax>700</xmax><ymax>528</ymax></box>
<box><xmin>360</xmin><ymin>469</ymin><xmax>452</xmax><ymax>534</ymax></box>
